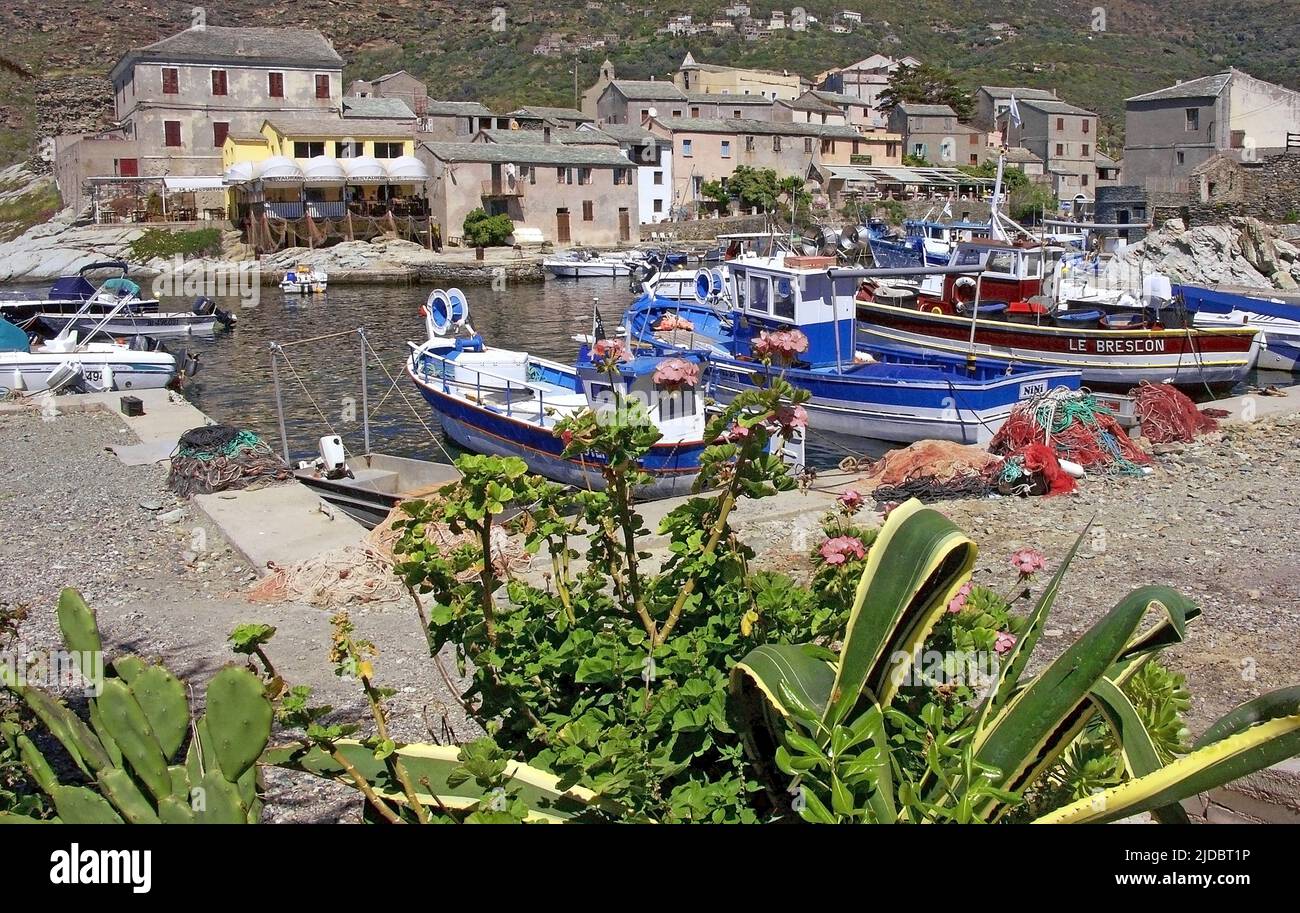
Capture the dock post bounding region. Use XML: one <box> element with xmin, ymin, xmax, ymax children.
<box><xmin>360</xmin><ymin>328</ymin><xmax>371</xmax><ymax>456</ymax></box>
<box><xmin>270</xmin><ymin>344</ymin><xmax>291</xmax><ymax>464</ymax></box>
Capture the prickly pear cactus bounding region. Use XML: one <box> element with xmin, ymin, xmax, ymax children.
<box><xmin>0</xmin><ymin>588</ymin><xmax>273</xmax><ymax>824</ymax></box>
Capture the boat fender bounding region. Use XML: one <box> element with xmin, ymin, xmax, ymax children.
<box><xmin>101</xmin><ymin>365</ymin><xmax>115</xmax><ymax>392</ymax></box>
<box><xmin>1058</xmin><ymin>458</ymin><xmax>1085</xmax><ymax>479</ymax></box>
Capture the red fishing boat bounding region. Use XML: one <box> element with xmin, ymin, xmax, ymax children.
<box><xmin>854</xmin><ymin>237</ymin><xmax>1259</xmax><ymax>393</ymax></box>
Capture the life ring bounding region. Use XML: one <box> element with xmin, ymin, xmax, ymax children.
<box><xmin>954</xmin><ymin>276</ymin><xmax>977</xmax><ymax>303</ymax></box>
<box><xmin>930</xmin><ymin>306</ymin><xmax>944</xmax><ymax>315</ymax></box>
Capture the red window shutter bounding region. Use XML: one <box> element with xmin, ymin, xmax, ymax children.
<box><xmin>269</xmin><ymin>72</ymin><xmax>284</xmax><ymax>98</ymax></box>
<box><xmin>315</xmin><ymin>74</ymin><xmax>330</xmax><ymax>99</ymax></box>
<box><xmin>118</xmin><ymin>158</ymin><xmax>139</xmax><ymax>177</ymax></box>
<box><xmin>164</xmin><ymin>121</ymin><xmax>181</xmax><ymax>147</ymax></box>
<box><xmin>211</xmin><ymin>70</ymin><xmax>227</xmax><ymax>95</ymax></box>
<box><xmin>213</xmin><ymin>122</ymin><xmax>229</xmax><ymax>148</ymax></box>
<box><xmin>162</xmin><ymin>68</ymin><xmax>178</xmax><ymax>94</ymax></box>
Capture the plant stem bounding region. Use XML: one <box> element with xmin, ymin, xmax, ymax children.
<box><xmin>329</xmin><ymin>747</ymin><xmax>404</xmax><ymax>824</ymax></box>
<box><xmin>654</xmin><ymin>486</ymin><xmax>738</xmax><ymax>647</ymax></box>
<box><xmin>478</xmin><ymin>516</ymin><xmax>498</xmax><ymax>645</ymax></box>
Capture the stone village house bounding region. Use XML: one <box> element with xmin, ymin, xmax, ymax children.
<box><xmin>417</xmin><ymin>140</ymin><xmax>639</xmax><ymax>246</ymax></box>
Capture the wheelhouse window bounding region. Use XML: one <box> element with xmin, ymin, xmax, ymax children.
<box><xmin>773</xmin><ymin>276</ymin><xmax>796</xmax><ymax>320</ymax></box>
<box><xmin>749</xmin><ymin>275</ymin><xmax>770</xmax><ymax>315</ymax></box>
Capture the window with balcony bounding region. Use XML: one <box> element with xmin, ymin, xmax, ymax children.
<box><xmin>162</xmin><ymin>68</ymin><xmax>179</xmax><ymax>95</ymax></box>
<box><xmin>268</xmin><ymin>72</ymin><xmax>284</xmax><ymax>98</ymax></box>
<box><xmin>211</xmin><ymin>70</ymin><xmax>227</xmax><ymax>96</ymax></box>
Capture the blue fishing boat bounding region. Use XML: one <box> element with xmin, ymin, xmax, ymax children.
<box><xmin>623</xmin><ymin>254</ymin><xmax>1081</xmax><ymax>445</ymax></box>
<box><xmin>868</xmin><ymin>219</ymin><xmax>992</xmax><ymax>270</ymax></box>
<box><xmin>1177</xmin><ymin>284</ymin><xmax>1300</xmax><ymax>373</ymax></box>
<box><xmin>407</xmin><ymin>288</ymin><xmax>712</xmax><ymax>498</ymax></box>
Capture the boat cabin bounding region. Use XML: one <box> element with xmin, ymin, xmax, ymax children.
<box><xmin>575</xmin><ymin>350</ymin><xmax>705</xmax><ymax>441</ymax></box>
<box><xmin>934</xmin><ymin>238</ymin><xmax>1063</xmax><ymax>309</ymax></box>
<box><xmin>725</xmin><ymin>257</ymin><xmax>856</xmax><ymax>366</ymax></box>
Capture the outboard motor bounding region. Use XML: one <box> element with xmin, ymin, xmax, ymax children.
<box><xmin>193</xmin><ymin>296</ymin><xmax>217</xmax><ymax>316</ymax></box>
<box><xmin>180</xmin><ymin>350</ymin><xmax>201</xmax><ymax>378</ymax></box>
<box><xmin>318</xmin><ymin>434</ymin><xmax>353</xmax><ymax>480</ymax></box>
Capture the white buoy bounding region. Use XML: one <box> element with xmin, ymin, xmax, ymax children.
<box><xmin>102</xmin><ymin>365</ymin><xmax>115</xmax><ymax>392</ymax></box>
<box><xmin>11</xmin><ymin>368</ymin><xmax>25</xmax><ymax>392</ymax></box>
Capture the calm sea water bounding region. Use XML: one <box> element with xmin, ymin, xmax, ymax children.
<box><xmin>3</xmin><ymin>276</ymin><xmax>1286</xmax><ymax>471</ymax></box>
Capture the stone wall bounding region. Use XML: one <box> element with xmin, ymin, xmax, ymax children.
<box><xmin>1186</xmin><ymin>150</ymin><xmax>1300</xmax><ymax>225</ymax></box>
<box><xmin>644</xmin><ymin>213</ymin><xmax>769</xmax><ymax>241</ymax></box>
<box><xmin>1182</xmin><ymin>759</ymin><xmax>1300</xmax><ymax>824</ymax></box>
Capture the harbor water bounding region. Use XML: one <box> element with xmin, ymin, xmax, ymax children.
<box><xmin>4</xmin><ymin>278</ymin><xmax>1287</xmax><ymax>471</ymax></box>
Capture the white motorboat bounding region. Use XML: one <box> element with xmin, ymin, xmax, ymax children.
<box><xmin>281</xmin><ymin>264</ymin><xmax>328</xmax><ymax>293</ymax></box>
<box><xmin>0</xmin><ymin>316</ymin><xmax>177</xmax><ymax>393</ymax></box>
<box><xmin>35</xmin><ymin>296</ymin><xmax>235</xmax><ymax>339</ymax></box>
<box><xmin>0</xmin><ymin>260</ymin><xmax>161</xmax><ymax>321</ymax></box>
<box><xmin>544</xmin><ymin>249</ymin><xmax>644</xmax><ymax>278</ymax></box>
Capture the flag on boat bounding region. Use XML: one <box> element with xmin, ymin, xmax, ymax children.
<box><xmin>941</xmin><ymin>195</ymin><xmax>953</xmax><ymax>219</ymax></box>
<box><xmin>1007</xmin><ymin>93</ymin><xmax>1023</xmax><ymax>129</ymax></box>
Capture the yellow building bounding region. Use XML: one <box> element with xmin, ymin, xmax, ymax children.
<box><xmin>674</xmin><ymin>53</ymin><xmax>802</xmax><ymax>101</ymax></box>
<box><xmin>221</xmin><ymin>115</ymin><xmax>424</xmax><ymax>222</ymax></box>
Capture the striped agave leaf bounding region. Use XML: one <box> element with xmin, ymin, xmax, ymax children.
<box><xmin>1087</xmin><ymin>675</ymin><xmax>1189</xmax><ymax>824</ymax></box>
<box><xmin>823</xmin><ymin>499</ymin><xmax>976</xmax><ymax>727</ymax></box>
<box><xmin>267</xmin><ymin>740</ymin><xmax>607</xmax><ymax>822</ymax></box>
<box><xmin>1034</xmin><ymin>687</ymin><xmax>1300</xmax><ymax>824</ymax></box>
<box><xmin>966</xmin><ymin>585</ymin><xmax>1198</xmax><ymax>819</ymax></box>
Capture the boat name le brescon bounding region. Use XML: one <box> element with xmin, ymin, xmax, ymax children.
<box><xmin>1069</xmin><ymin>337</ymin><xmax>1168</xmax><ymax>354</ymax></box>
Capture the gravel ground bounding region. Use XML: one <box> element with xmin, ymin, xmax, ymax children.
<box><xmin>0</xmin><ymin>408</ymin><xmax>473</xmax><ymax>823</ymax></box>
<box><xmin>738</xmin><ymin>412</ymin><xmax>1300</xmax><ymax>735</ymax></box>
<box><xmin>3</xmin><ymin>404</ymin><xmax>1297</xmax><ymax>821</ymax></box>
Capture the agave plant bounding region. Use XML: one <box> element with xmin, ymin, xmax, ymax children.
<box><xmin>731</xmin><ymin>499</ymin><xmax>1300</xmax><ymax>824</ymax></box>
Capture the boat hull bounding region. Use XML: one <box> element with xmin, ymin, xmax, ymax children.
<box><xmin>408</xmin><ymin>362</ymin><xmax>703</xmax><ymax>499</ymax></box>
<box><xmin>856</xmin><ymin>300</ymin><xmax>1259</xmax><ymax>391</ymax></box>
<box><xmin>36</xmin><ymin>314</ymin><xmax>217</xmax><ymax>338</ymax></box>
<box><xmin>0</xmin><ymin>298</ymin><xmax>161</xmax><ymax>320</ymax></box>
<box><xmin>0</xmin><ymin>350</ymin><xmax>176</xmax><ymax>393</ymax></box>
<box><xmin>544</xmin><ymin>261</ymin><xmax>634</xmax><ymax>278</ymax></box>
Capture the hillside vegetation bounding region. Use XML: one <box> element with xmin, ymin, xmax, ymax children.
<box><xmin>0</xmin><ymin>0</ymin><xmax>1296</xmax><ymax>166</ymax></box>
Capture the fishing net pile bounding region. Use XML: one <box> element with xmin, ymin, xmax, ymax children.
<box><xmin>248</xmin><ymin>501</ymin><xmax>531</xmax><ymax>609</ymax></box>
<box><xmin>989</xmin><ymin>388</ymin><xmax>1150</xmax><ymax>496</ymax></box>
<box><xmin>167</xmin><ymin>425</ymin><xmax>293</xmax><ymax>497</ymax></box>
<box><xmin>1131</xmin><ymin>381</ymin><xmax>1221</xmax><ymax>444</ymax></box>
<box><xmin>859</xmin><ymin>440</ymin><xmax>1003</xmax><ymax>503</ymax></box>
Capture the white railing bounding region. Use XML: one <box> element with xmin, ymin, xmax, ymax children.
<box><xmin>413</xmin><ymin>345</ymin><xmax>551</xmax><ymax>423</ymax></box>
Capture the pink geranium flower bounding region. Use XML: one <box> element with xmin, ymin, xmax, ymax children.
<box><xmin>752</xmin><ymin>329</ymin><xmax>809</xmax><ymax>364</ymax></box>
<box><xmin>995</xmin><ymin>630</ymin><xmax>1018</xmax><ymax>655</ymax></box>
<box><xmin>837</xmin><ymin>489</ymin><xmax>864</xmax><ymax>514</ymax></box>
<box><xmin>771</xmin><ymin>403</ymin><xmax>808</xmax><ymax>435</ymax></box>
<box><xmin>592</xmin><ymin>338</ymin><xmax>630</xmax><ymax>364</ymax></box>
<box><xmin>714</xmin><ymin>423</ymin><xmax>750</xmax><ymax>444</ymax></box>
<box><xmin>1010</xmin><ymin>548</ymin><xmax>1047</xmax><ymax>576</ymax></box>
<box><xmin>652</xmin><ymin>357</ymin><xmax>700</xmax><ymax>390</ymax></box>
<box><xmin>819</xmin><ymin>535</ymin><xmax>866</xmax><ymax>566</ymax></box>
<box><xmin>947</xmin><ymin>581</ymin><xmax>973</xmax><ymax>614</ymax></box>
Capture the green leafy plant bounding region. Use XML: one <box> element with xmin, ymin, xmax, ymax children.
<box><xmin>0</xmin><ymin>590</ymin><xmax>271</xmax><ymax>823</ymax></box>
<box><xmin>127</xmin><ymin>227</ymin><xmax>223</xmax><ymax>261</ymax></box>
<box><xmin>462</xmin><ymin>207</ymin><xmax>514</xmax><ymax>247</ymax></box>
<box><xmin>733</xmin><ymin>504</ymin><xmax>1300</xmax><ymax>823</ymax></box>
